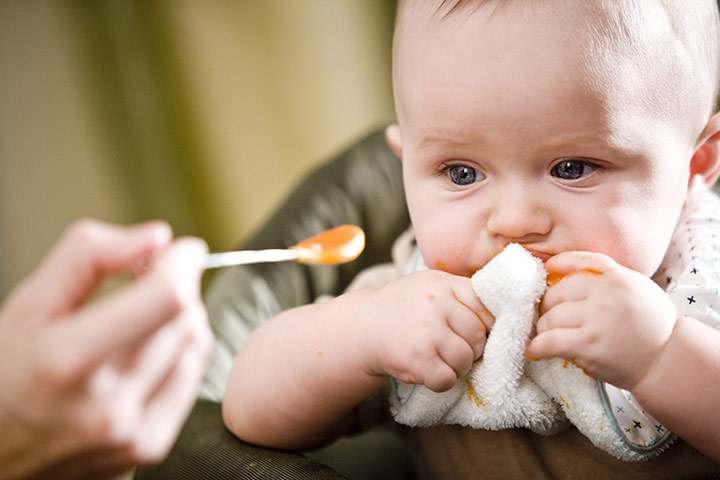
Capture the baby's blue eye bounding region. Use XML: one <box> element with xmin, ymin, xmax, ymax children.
<box><xmin>551</xmin><ymin>159</ymin><xmax>597</xmax><ymax>180</ymax></box>
<box><xmin>447</xmin><ymin>165</ymin><xmax>478</xmax><ymax>185</ymax></box>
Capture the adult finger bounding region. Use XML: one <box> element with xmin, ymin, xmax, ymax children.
<box><xmin>43</xmin><ymin>238</ymin><xmax>207</xmax><ymax>383</ymax></box>
<box><xmin>124</xmin><ymin>320</ymin><xmax>192</xmax><ymax>403</ymax></box>
<box><xmin>139</xmin><ymin>307</ymin><xmax>210</xmax><ymax>404</ymax></box>
<box><xmin>94</xmin><ymin>318</ymin><xmax>198</xmax><ymax>450</ymax></box>
<box><xmin>536</xmin><ymin>301</ymin><xmax>586</xmax><ymax>334</ymax></box>
<box><xmin>132</xmin><ymin>343</ymin><xmax>207</xmax><ymax>464</ymax></box>
<box><xmin>526</xmin><ymin>328</ymin><xmax>584</xmax><ymax>361</ymax></box>
<box><xmin>540</xmin><ymin>273</ymin><xmax>594</xmax><ymax>314</ymax></box>
<box><xmin>22</xmin><ymin>220</ymin><xmax>172</xmax><ymax>318</ymax></box>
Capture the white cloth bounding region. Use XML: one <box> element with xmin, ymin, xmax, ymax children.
<box><xmin>391</xmin><ymin>244</ymin><xmax>568</xmax><ymax>435</ymax></box>
<box><xmin>387</xmin><ymin>181</ymin><xmax>720</xmax><ymax>462</ymax></box>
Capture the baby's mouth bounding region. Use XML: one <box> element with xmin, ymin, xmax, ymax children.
<box><xmin>524</xmin><ymin>248</ymin><xmax>553</xmax><ymax>262</ymax></box>
<box><xmin>456</xmin><ymin>247</ymin><xmax>555</xmax><ymax>276</ymax></box>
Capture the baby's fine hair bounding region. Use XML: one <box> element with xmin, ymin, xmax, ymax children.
<box><xmin>398</xmin><ymin>0</ymin><xmax>720</xmax><ymax>116</ymax></box>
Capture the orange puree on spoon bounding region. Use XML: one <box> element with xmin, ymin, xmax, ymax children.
<box><xmin>292</xmin><ymin>225</ymin><xmax>366</xmax><ymax>265</ymax></box>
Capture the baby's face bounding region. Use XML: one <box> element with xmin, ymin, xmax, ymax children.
<box><xmin>394</xmin><ymin>1</ymin><xmax>703</xmax><ymax>276</ymax></box>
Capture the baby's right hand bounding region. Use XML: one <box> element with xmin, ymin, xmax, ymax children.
<box><xmin>357</xmin><ymin>270</ymin><xmax>494</xmax><ymax>392</ymax></box>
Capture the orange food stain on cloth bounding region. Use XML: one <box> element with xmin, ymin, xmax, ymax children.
<box><xmin>464</xmin><ymin>378</ymin><xmax>486</xmax><ymax>407</ymax></box>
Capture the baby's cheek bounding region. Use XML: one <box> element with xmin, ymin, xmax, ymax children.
<box><xmin>413</xmin><ymin>213</ymin><xmax>485</xmax><ymax>276</ymax></box>
<box><xmin>610</xmin><ymin>241</ymin><xmax>666</xmax><ymax>276</ymax></box>
<box><xmin>595</xmin><ymin>202</ymin><xmax>678</xmax><ymax>275</ymax></box>
<box><xmin>575</xmin><ymin>234</ymin><xmax>661</xmax><ymax>276</ymax></box>
<box><xmin>432</xmin><ymin>258</ymin><xmax>472</xmax><ymax>276</ymax></box>
<box><xmin>419</xmin><ymin>241</ymin><xmax>480</xmax><ymax>277</ymax></box>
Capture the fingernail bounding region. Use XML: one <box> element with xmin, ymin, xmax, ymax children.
<box><xmin>142</xmin><ymin>221</ymin><xmax>172</xmax><ymax>245</ymax></box>
<box><xmin>187</xmin><ymin>237</ymin><xmax>209</xmax><ymax>255</ymax></box>
<box><xmin>175</xmin><ymin>237</ymin><xmax>209</xmax><ymax>261</ymax></box>
<box><xmin>185</xmin><ymin>238</ymin><xmax>210</xmax><ymax>273</ymax></box>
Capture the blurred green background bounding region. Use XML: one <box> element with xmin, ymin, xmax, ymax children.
<box><xmin>0</xmin><ymin>1</ymin><xmax>397</xmax><ymax>297</ymax></box>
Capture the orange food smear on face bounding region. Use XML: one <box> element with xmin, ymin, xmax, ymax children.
<box><xmin>547</xmin><ymin>268</ymin><xmax>603</xmax><ymax>286</ymax></box>
<box><xmin>435</xmin><ymin>260</ymin><xmax>480</xmax><ymax>277</ymax></box>
<box><xmin>465</xmin><ymin>266</ymin><xmax>482</xmax><ymax>278</ymax></box>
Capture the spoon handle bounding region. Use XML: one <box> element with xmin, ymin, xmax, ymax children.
<box><xmin>204</xmin><ymin>249</ymin><xmax>299</xmax><ymax>269</ymax></box>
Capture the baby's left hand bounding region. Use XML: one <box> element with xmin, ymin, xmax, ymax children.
<box><xmin>526</xmin><ymin>251</ymin><xmax>677</xmax><ymax>391</ymax></box>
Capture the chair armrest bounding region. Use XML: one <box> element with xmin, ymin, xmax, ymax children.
<box><xmin>135</xmin><ymin>400</ymin><xmax>347</xmax><ymax>480</ymax></box>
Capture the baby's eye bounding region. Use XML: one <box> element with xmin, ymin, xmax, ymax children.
<box><xmin>446</xmin><ymin>165</ymin><xmax>482</xmax><ymax>186</ymax></box>
<box><xmin>550</xmin><ymin>159</ymin><xmax>599</xmax><ymax>181</ymax></box>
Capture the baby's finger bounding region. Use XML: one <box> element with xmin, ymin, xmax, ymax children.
<box><xmin>423</xmin><ymin>358</ymin><xmax>459</xmax><ymax>393</ymax></box>
<box><xmin>536</xmin><ymin>301</ymin><xmax>586</xmax><ymax>334</ymax></box>
<box><xmin>541</xmin><ymin>274</ymin><xmax>594</xmax><ymax>314</ymax></box>
<box><xmin>544</xmin><ymin>251</ymin><xmax>612</xmax><ymax>286</ymax></box>
<box><xmin>446</xmin><ymin>300</ymin><xmax>487</xmax><ymax>360</ymax></box>
<box><xmin>436</xmin><ymin>333</ymin><xmax>475</xmax><ymax>378</ymax></box>
<box><xmin>526</xmin><ymin>328</ymin><xmax>584</xmax><ymax>361</ymax></box>
<box><xmin>448</xmin><ymin>276</ymin><xmax>495</xmax><ymax>330</ymax></box>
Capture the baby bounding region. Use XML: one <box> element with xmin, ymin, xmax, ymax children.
<box><xmin>223</xmin><ymin>0</ymin><xmax>720</xmax><ymax>476</ymax></box>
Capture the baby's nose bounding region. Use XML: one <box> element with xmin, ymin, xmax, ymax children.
<box><xmin>486</xmin><ymin>192</ymin><xmax>552</xmax><ymax>240</ymax></box>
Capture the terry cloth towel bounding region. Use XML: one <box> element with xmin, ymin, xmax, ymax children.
<box><xmin>389</xmin><ymin>243</ymin><xmax>673</xmax><ymax>462</ymax></box>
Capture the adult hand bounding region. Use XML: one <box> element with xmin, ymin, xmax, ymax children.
<box><xmin>0</xmin><ymin>219</ymin><xmax>212</xmax><ymax>480</ymax></box>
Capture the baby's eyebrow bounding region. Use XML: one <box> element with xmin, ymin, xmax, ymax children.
<box><xmin>414</xmin><ymin>129</ymin><xmax>645</xmax><ymax>162</ymax></box>
<box><xmin>536</xmin><ymin>131</ymin><xmax>645</xmax><ymax>159</ymax></box>
<box><xmin>416</xmin><ymin>131</ymin><xmax>478</xmax><ymax>150</ymax></box>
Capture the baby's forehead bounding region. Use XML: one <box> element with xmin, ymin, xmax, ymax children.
<box><xmin>394</xmin><ymin>0</ymin><xmax>719</xmax><ymax>142</ymax></box>
<box><xmin>397</xmin><ymin>0</ymin><xmax>706</xmax><ymax>70</ymax></box>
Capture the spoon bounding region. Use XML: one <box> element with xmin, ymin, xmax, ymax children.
<box><xmin>203</xmin><ymin>224</ymin><xmax>366</xmax><ymax>269</ymax></box>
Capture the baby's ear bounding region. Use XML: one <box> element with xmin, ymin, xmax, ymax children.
<box><xmin>385</xmin><ymin>124</ymin><xmax>403</xmax><ymax>160</ymax></box>
<box><xmin>691</xmin><ymin>112</ymin><xmax>720</xmax><ymax>187</ymax></box>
